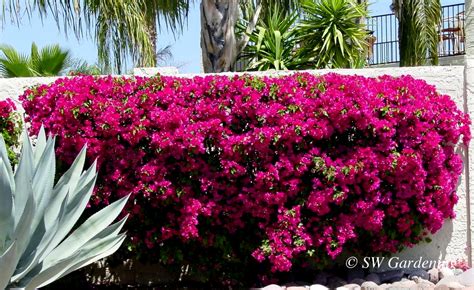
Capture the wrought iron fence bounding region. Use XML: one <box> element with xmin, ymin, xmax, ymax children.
<box><xmin>366</xmin><ymin>3</ymin><xmax>465</xmax><ymax>65</ymax></box>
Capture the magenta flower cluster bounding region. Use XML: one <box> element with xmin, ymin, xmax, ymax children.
<box><xmin>21</xmin><ymin>73</ymin><xmax>470</xmax><ymax>274</ymax></box>
<box><xmin>0</xmin><ymin>99</ymin><xmax>22</xmax><ymax>161</ymax></box>
<box><xmin>0</xmin><ymin>99</ymin><xmax>17</xmax><ymax>133</ymax></box>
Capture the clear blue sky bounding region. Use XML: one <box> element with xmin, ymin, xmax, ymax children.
<box><xmin>0</xmin><ymin>0</ymin><xmax>464</xmax><ymax>74</ymax></box>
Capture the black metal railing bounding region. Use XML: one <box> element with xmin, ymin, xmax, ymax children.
<box><xmin>366</xmin><ymin>3</ymin><xmax>465</xmax><ymax>65</ymax></box>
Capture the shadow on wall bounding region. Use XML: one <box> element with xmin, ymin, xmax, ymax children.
<box><xmin>457</xmin><ymin>144</ymin><xmax>472</xmax><ymax>262</ymax></box>
<box><xmin>382</xmin><ymin>144</ymin><xmax>469</xmax><ymax>272</ymax></box>
<box><xmin>388</xmin><ymin>220</ymin><xmax>453</xmax><ymax>271</ymax></box>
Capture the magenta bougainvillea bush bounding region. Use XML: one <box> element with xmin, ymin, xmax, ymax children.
<box><xmin>21</xmin><ymin>73</ymin><xmax>470</xmax><ymax>282</ymax></box>
<box><xmin>0</xmin><ymin>99</ymin><xmax>22</xmax><ymax>162</ymax></box>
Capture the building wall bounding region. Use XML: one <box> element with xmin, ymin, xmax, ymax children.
<box><xmin>0</xmin><ymin>65</ymin><xmax>470</xmax><ymax>269</ymax></box>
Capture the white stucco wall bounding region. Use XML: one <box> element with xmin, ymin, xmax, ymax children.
<box><xmin>0</xmin><ymin>76</ymin><xmax>59</xmax><ymax>110</ymax></box>
<box><xmin>464</xmin><ymin>0</ymin><xmax>474</xmax><ymax>267</ymax></box>
<box><xmin>0</xmin><ymin>65</ymin><xmax>470</xmax><ymax>269</ymax></box>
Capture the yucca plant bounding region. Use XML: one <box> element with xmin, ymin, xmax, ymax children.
<box><xmin>239</xmin><ymin>5</ymin><xmax>308</xmax><ymax>71</ymax></box>
<box><xmin>297</xmin><ymin>0</ymin><xmax>368</xmax><ymax>68</ymax></box>
<box><xmin>0</xmin><ymin>127</ymin><xmax>129</xmax><ymax>290</ymax></box>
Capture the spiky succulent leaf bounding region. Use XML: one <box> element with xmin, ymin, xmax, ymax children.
<box><xmin>0</xmin><ymin>126</ymin><xmax>129</xmax><ymax>289</ymax></box>
<box><xmin>13</xmin><ymin>133</ymin><xmax>35</xmax><ymax>229</ymax></box>
<box><xmin>0</xmin><ymin>135</ymin><xmax>14</xmax><ymax>247</ymax></box>
<box><xmin>31</xmin><ymin>137</ymin><xmax>56</xmax><ymax>220</ymax></box>
<box><xmin>33</xmin><ymin>126</ymin><xmax>47</xmax><ymax>165</ymax></box>
<box><xmin>44</xmin><ymin>146</ymin><xmax>87</xmax><ymax>229</ymax></box>
<box><xmin>39</xmin><ymin>173</ymin><xmax>98</xmax><ymax>261</ymax></box>
<box><xmin>0</xmin><ymin>242</ymin><xmax>17</xmax><ymax>289</ymax></box>
<box><xmin>47</xmin><ymin>219</ymin><xmax>128</xmax><ymax>286</ymax></box>
<box><xmin>43</xmin><ymin>194</ymin><xmax>129</xmax><ymax>268</ymax></box>
<box><xmin>53</xmin><ymin>160</ymin><xmax>98</xmax><ymax>243</ymax></box>
<box><xmin>56</xmin><ymin>233</ymin><xmax>127</xmax><ymax>283</ymax></box>
<box><xmin>22</xmin><ymin>253</ymin><xmax>81</xmax><ymax>290</ymax></box>
<box><xmin>12</xmin><ymin>195</ymin><xmax>68</xmax><ymax>282</ymax></box>
<box><xmin>9</xmin><ymin>191</ymin><xmax>36</xmax><ymax>284</ymax></box>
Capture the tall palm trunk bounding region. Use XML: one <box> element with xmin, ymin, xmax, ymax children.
<box><xmin>140</xmin><ymin>11</ymin><xmax>158</xmax><ymax>67</ymax></box>
<box><xmin>392</xmin><ymin>0</ymin><xmax>441</xmax><ymax>66</ymax></box>
<box><xmin>200</xmin><ymin>0</ymin><xmax>239</xmax><ymax>73</ymax></box>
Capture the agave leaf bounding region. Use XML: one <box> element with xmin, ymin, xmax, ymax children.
<box><xmin>86</xmin><ymin>216</ymin><xmax>128</xmax><ymax>245</ymax></box>
<box><xmin>51</xmin><ymin>146</ymin><xmax>88</xmax><ymax>196</ymax></box>
<box><xmin>11</xmin><ymin>188</ymin><xmax>36</xmax><ymax>267</ymax></box>
<box><xmin>33</xmin><ymin>126</ymin><xmax>47</xmax><ymax>165</ymax></box>
<box><xmin>29</xmin><ymin>137</ymin><xmax>56</xmax><ymax>239</ymax></box>
<box><xmin>0</xmin><ymin>242</ymin><xmax>18</xmax><ymax>290</ymax></box>
<box><xmin>0</xmin><ymin>157</ymin><xmax>14</xmax><ymax>247</ymax></box>
<box><xmin>44</xmin><ymin>146</ymin><xmax>88</xmax><ymax>232</ymax></box>
<box><xmin>29</xmin><ymin>218</ymin><xmax>127</xmax><ymax>289</ymax></box>
<box><xmin>22</xmin><ymin>252</ymin><xmax>80</xmax><ymax>290</ymax></box>
<box><xmin>55</xmin><ymin>219</ymin><xmax>128</xmax><ymax>283</ymax></box>
<box><xmin>12</xmin><ymin>194</ymin><xmax>67</xmax><ymax>282</ymax></box>
<box><xmin>0</xmin><ymin>133</ymin><xmax>14</xmax><ymax>186</ymax></box>
<box><xmin>53</xmin><ymin>233</ymin><xmax>127</xmax><ymax>284</ymax></box>
<box><xmin>32</xmin><ymin>136</ymin><xmax>55</xmax><ymax>207</ymax></box>
<box><xmin>43</xmin><ymin>194</ymin><xmax>129</xmax><ymax>268</ymax></box>
<box><xmin>40</xmin><ymin>174</ymin><xmax>97</xmax><ymax>260</ymax></box>
<box><xmin>13</xmin><ymin>132</ymin><xmax>35</xmax><ymax>229</ymax></box>
<box><xmin>64</xmin><ymin>159</ymin><xmax>97</xmax><ymax>211</ymax></box>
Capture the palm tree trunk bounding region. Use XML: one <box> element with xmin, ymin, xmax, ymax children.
<box><xmin>141</xmin><ymin>13</ymin><xmax>158</xmax><ymax>67</ymax></box>
<box><xmin>393</xmin><ymin>0</ymin><xmax>441</xmax><ymax>67</ymax></box>
<box><xmin>200</xmin><ymin>0</ymin><xmax>239</xmax><ymax>73</ymax></box>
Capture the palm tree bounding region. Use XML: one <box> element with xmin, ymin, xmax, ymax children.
<box><xmin>200</xmin><ymin>0</ymin><xmax>240</xmax><ymax>72</ymax></box>
<box><xmin>391</xmin><ymin>0</ymin><xmax>441</xmax><ymax>66</ymax></box>
<box><xmin>1</xmin><ymin>0</ymin><xmax>299</xmax><ymax>73</ymax></box>
<box><xmin>0</xmin><ymin>43</ymin><xmax>71</xmax><ymax>77</ymax></box>
<box><xmin>2</xmin><ymin>0</ymin><xmax>191</xmax><ymax>73</ymax></box>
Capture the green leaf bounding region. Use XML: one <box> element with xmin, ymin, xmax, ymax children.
<box><xmin>44</xmin><ymin>147</ymin><xmax>90</xmax><ymax>235</ymax></box>
<box><xmin>12</xmin><ymin>195</ymin><xmax>66</xmax><ymax>282</ymax></box>
<box><xmin>29</xmin><ymin>137</ymin><xmax>56</xmax><ymax>243</ymax></box>
<box><xmin>43</xmin><ymin>194</ymin><xmax>130</xmax><ymax>268</ymax></box>
<box><xmin>33</xmin><ymin>126</ymin><xmax>47</xmax><ymax>166</ymax></box>
<box><xmin>0</xmin><ymin>242</ymin><xmax>18</xmax><ymax>289</ymax></box>
<box><xmin>13</xmin><ymin>132</ymin><xmax>35</xmax><ymax>229</ymax></box>
<box><xmin>53</xmin><ymin>233</ymin><xmax>127</xmax><ymax>285</ymax></box>
<box><xmin>0</xmin><ymin>130</ymin><xmax>16</xmax><ymax>246</ymax></box>
<box><xmin>22</xmin><ymin>252</ymin><xmax>81</xmax><ymax>290</ymax></box>
<box><xmin>43</xmin><ymin>173</ymin><xmax>98</xmax><ymax>259</ymax></box>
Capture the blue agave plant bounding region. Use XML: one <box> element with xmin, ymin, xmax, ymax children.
<box><xmin>0</xmin><ymin>127</ymin><xmax>129</xmax><ymax>290</ymax></box>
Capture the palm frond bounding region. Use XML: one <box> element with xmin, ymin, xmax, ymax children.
<box><xmin>144</xmin><ymin>0</ymin><xmax>191</xmax><ymax>34</ymax></box>
<box><xmin>2</xmin><ymin>0</ymin><xmax>192</xmax><ymax>73</ymax></box>
<box><xmin>397</xmin><ymin>0</ymin><xmax>441</xmax><ymax>66</ymax></box>
<box><xmin>0</xmin><ymin>43</ymin><xmax>71</xmax><ymax>77</ymax></box>
<box><xmin>66</xmin><ymin>59</ymin><xmax>104</xmax><ymax>75</ymax></box>
<box><xmin>156</xmin><ymin>45</ymin><xmax>173</xmax><ymax>65</ymax></box>
<box><xmin>0</xmin><ymin>45</ymin><xmax>34</xmax><ymax>77</ymax></box>
<box><xmin>32</xmin><ymin>44</ymin><xmax>72</xmax><ymax>76</ymax></box>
